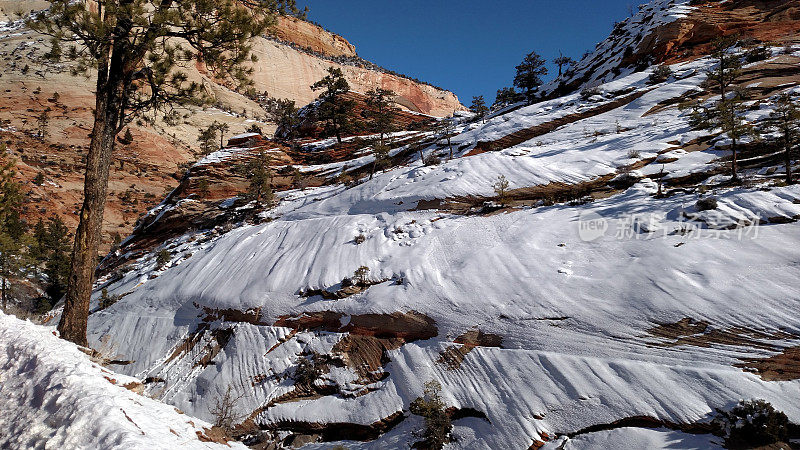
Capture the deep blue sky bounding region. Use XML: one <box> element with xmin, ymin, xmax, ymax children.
<box><xmin>295</xmin><ymin>0</ymin><xmax>636</xmax><ymax>105</ymax></box>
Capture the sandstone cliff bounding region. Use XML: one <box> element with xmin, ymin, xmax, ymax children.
<box><xmin>0</xmin><ymin>5</ymin><xmax>463</xmax><ymax>254</ymax></box>
<box><xmin>251</xmin><ymin>19</ymin><xmax>464</xmax><ymax>117</ymax></box>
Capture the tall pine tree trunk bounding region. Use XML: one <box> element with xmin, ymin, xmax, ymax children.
<box><xmin>58</xmin><ymin>36</ymin><xmax>126</xmax><ymax>346</ymax></box>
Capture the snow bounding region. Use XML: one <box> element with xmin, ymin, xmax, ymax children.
<box><xmin>229</xmin><ymin>132</ymin><xmax>260</xmax><ymax>140</ymax></box>
<box><xmin>0</xmin><ymin>312</ymin><xmax>247</xmax><ymax>450</ymax></box>
<box><xmin>22</xmin><ymin>1</ymin><xmax>800</xmax><ymax>447</ymax></box>
<box><xmin>554</xmin><ymin>427</ymin><xmax>723</xmax><ymax>449</ymax></box>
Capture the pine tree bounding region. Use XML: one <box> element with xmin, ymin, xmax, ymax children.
<box><xmin>198</xmin><ymin>125</ymin><xmax>218</xmax><ymax>155</ymax></box>
<box><xmin>470</xmin><ymin>96</ymin><xmax>489</xmax><ymax>122</ymax></box>
<box><xmin>0</xmin><ymin>158</ymin><xmax>25</xmax><ymax>309</ymax></box>
<box><xmin>685</xmin><ymin>94</ymin><xmax>751</xmax><ymax>182</ymax></box>
<box><xmin>370</xmin><ymin>143</ymin><xmax>391</xmax><ymax>180</ymax></box>
<box><xmin>365</xmin><ymin>88</ymin><xmax>397</xmax><ymax>147</ymax></box>
<box><xmin>0</xmin><ymin>158</ymin><xmax>24</xmax><ymax>241</ymax></box>
<box><xmin>241</xmin><ymin>151</ymin><xmax>274</xmax><ymax>205</ymax></box>
<box><xmin>0</xmin><ymin>233</ymin><xmax>24</xmax><ymax>310</ymax></box>
<box><xmin>311</xmin><ymin>67</ymin><xmax>354</xmax><ymax>144</ymax></box>
<box><xmin>45</xmin><ymin>37</ymin><xmax>62</xmax><ymax>61</ymax></box>
<box><xmin>215</xmin><ymin>122</ymin><xmax>230</xmax><ymax>149</ymax></box>
<box><xmin>31</xmin><ymin>0</ymin><xmax>301</xmax><ymax>345</ymax></box>
<box><xmin>120</xmin><ymin>128</ymin><xmax>134</xmax><ymax>145</ymax></box>
<box><xmin>716</xmin><ymin>98</ymin><xmax>751</xmax><ymax>182</ymax></box>
<box><xmin>37</xmin><ymin>109</ymin><xmax>50</xmax><ymax>142</ymax></box>
<box><xmin>265</xmin><ymin>98</ymin><xmax>300</xmax><ymax>145</ymax></box>
<box><xmin>43</xmin><ymin>217</ymin><xmax>71</xmax><ymax>302</ymax></box>
<box><xmin>553</xmin><ymin>52</ymin><xmax>575</xmax><ymax>77</ymax></box>
<box><xmin>199</xmin><ymin>125</ymin><xmax>218</xmax><ymax>153</ymax></box>
<box><xmin>493</xmin><ymin>87</ymin><xmax>524</xmax><ymax>110</ymax></box>
<box><xmin>514</xmin><ymin>51</ymin><xmax>548</xmax><ymax>102</ymax></box>
<box><xmin>762</xmin><ymin>94</ymin><xmax>800</xmax><ymax>184</ymax></box>
<box><xmin>29</xmin><ymin>218</ymin><xmax>48</xmax><ymax>270</ymax></box>
<box><xmin>493</xmin><ymin>175</ymin><xmax>510</xmax><ymax>206</ymax></box>
<box><xmin>436</xmin><ymin>117</ymin><xmax>457</xmax><ymax>160</ymax></box>
<box><xmin>706</xmin><ymin>36</ymin><xmax>742</xmax><ymax>100</ymax></box>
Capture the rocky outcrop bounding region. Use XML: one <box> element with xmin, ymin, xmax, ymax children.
<box><xmin>272</xmin><ymin>16</ymin><xmax>357</xmax><ymax>58</ymax></box>
<box><xmin>649</xmin><ymin>0</ymin><xmax>800</xmax><ymax>64</ymax></box>
<box><xmin>550</xmin><ymin>0</ymin><xmax>800</xmax><ymax>97</ymax></box>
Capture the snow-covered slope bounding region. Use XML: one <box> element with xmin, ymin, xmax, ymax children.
<box><xmin>0</xmin><ymin>312</ymin><xmax>246</xmax><ymax>450</ymax></box>
<box><xmin>74</xmin><ymin>40</ymin><xmax>800</xmax><ymax>448</ymax></box>
<box><xmin>543</xmin><ymin>0</ymin><xmax>694</xmax><ymax>94</ymax></box>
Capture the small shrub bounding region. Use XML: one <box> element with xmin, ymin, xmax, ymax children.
<box><xmin>424</xmin><ymin>154</ymin><xmax>441</xmax><ymax>166</ymax></box>
<box><xmin>493</xmin><ymin>175</ymin><xmax>510</xmax><ymax>206</ymax></box>
<box><xmin>580</xmin><ymin>86</ymin><xmax>602</xmax><ymax>100</ymax></box>
<box><xmin>111</xmin><ymin>233</ymin><xmax>122</xmax><ymax>249</ymax></box>
<box><xmin>410</xmin><ymin>380</ymin><xmax>452</xmax><ymax>450</ymax></box>
<box><xmin>695</xmin><ymin>196</ymin><xmax>718</xmax><ymax>211</ymax></box>
<box><xmin>353</xmin><ymin>234</ymin><xmax>366</xmax><ymax>245</ymax></box>
<box><xmin>98</xmin><ymin>288</ymin><xmax>118</xmax><ymax>310</ymax></box>
<box><xmin>712</xmin><ymin>399</ymin><xmax>789</xmax><ymax>448</ymax></box>
<box><xmin>155</xmin><ymin>249</ymin><xmax>171</xmax><ymax>269</ymax></box>
<box><xmin>648</xmin><ymin>64</ymin><xmax>674</xmax><ymax>84</ymax></box>
<box><xmin>744</xmin><ymin>46</ymin><xmax>771</xmax><ymax>63</ymax></box>
<box><xmin>352</xmin><ymin>266</ymin><xmax>370</xmax><ymax>286</ymax></box>
<box><xmin>208</xmin><ymin>385</ymin><xmax>244</xmax><ymax>434</ymax></box>
<box><xmin>627</xmin><ymin>149</ymin><xmax>641</xmax><ymax>159</ymax></box>
<box><xmin>119</xmin><ymin>128</ymin><xmax>134</xmax><ymax>145</ymax></box>
<box><xmin>33</xmin><ymin>172</ymin><xmax>45</xmax><ymax>185</ymax></box>
<box><xmin>293</xmin><ymin>356</ymin><xmax>320</xmax><ymax>387</ymax></box>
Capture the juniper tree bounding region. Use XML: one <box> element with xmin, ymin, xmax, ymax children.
<box><xmin>246</xmin><ymin>123</ymin><xmax>264</xmax><ymax>135</ymax></box>
<box><xmin>470</xmin><ymin>96</ymin><xmax>489</xmax><ymax>122</ymax></box>
<box><xmin>311</xmin><ymin>67</ymin><xmax>354</xmax><ymax>144</ymax></box>
<box><xmin>111</xmin><ymin>232</ymin><xmax>122</xmax><ymax>250</ymax></box>
<box><xmin>514</xmin><ymin>51</ymin><xmax>548</xmax><ymax>102</ymax></box>
<box><xmin>762</xmin><ymin>94</ymin><xmax>800</xmax><ymax>184</ymax></box>
<box><xmin>365</xmin><ymin>88</ymin><xmax>397</xmax><ymax>147</ymax></box>
<box><xmin>30</xmin><ymin>0</ymin><xmax>301</xmax><ymax>346</ymax></box>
